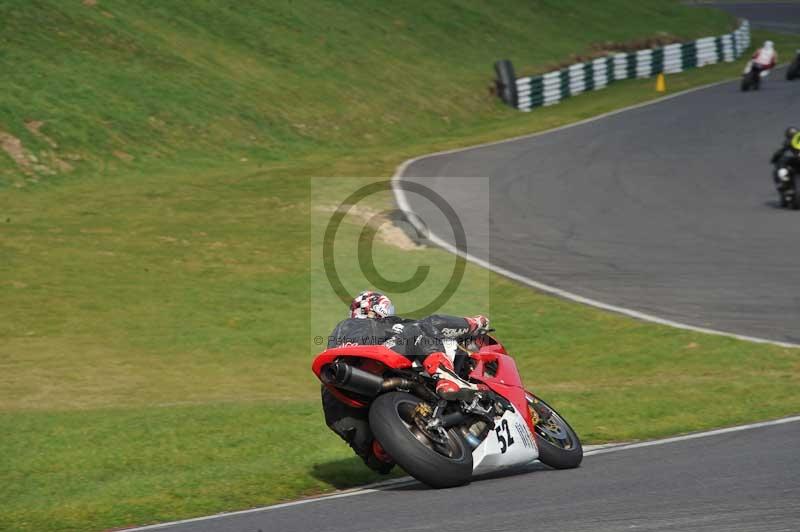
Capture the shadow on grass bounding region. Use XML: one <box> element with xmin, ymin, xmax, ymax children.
<box><xmin>310</xmin><ymin>457</ymin><xmax>398</xmax><ymax>489</ymax></box>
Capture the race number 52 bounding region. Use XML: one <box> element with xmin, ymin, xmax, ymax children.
<box><xmin>495</xmin><ymin>419</ymin><xmax>515</xmax><ymax>453</ymax></box>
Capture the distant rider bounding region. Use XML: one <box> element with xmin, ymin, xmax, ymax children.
<box><xmin>771</xmin><ymin>127</ymin><xmax>800</xmax><ymax>163</ymax></box>
<box><xmin>320</xmin><ymin>290</ymin><xmax>489</xmax><ymax>472</ymax></box>
<box><xmin>752</xmin><ymin>40</ymin><xmax>777</xmax><ymax>74</ymax></box>
<box><xmin>771</xmin><ymin>127</ymin><xmax>800</xmax><ymax>190</ymax></box>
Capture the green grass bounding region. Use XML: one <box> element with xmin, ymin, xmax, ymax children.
<box><xmin>1</xmin><ymin>1</ymin><xmax>799</xmax><ymax>530</ymax></box>
<box><xmin>0</xmin><ymin>0</ymin><xmax>734</xmax><ymax>183</ymax></box>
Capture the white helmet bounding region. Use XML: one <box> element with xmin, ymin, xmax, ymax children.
<box><xmin>349</xmin><ymin>291</ymin><xmax>395</xmax><ymax>319</ymax></box>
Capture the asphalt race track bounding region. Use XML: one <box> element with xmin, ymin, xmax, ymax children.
<box><xmin>137</xmin><ymin>419</ymin><xmax>800</xmax><ymax>532</ymax></box>
<box><xmin>400</xmin><ymin>67</ymin><xmax>800</xmax><ymax>344</ymax></box>
<box><xmin>399</xmin><ymin>2</ymin><xmax>800</xmax><ymax>344</ymax></box>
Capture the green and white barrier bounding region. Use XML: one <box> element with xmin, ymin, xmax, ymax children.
<box><xmin>515</xmin><ymin>20</ymin><xmax>750</xmax><ymax>111</ymax></box>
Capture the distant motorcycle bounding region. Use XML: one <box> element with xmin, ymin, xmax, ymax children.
<box><xmin>774</xmin><ymin>160</ymin><xmax>799</xmax><ymax>209</ymax></box>
<box><xmin>741</xmin><ymin>61</ymin><xmax>771</xmax><ymax>91</ymax></box>
<box><xmin>787</xmin><ymin>51</ymin><xmax>800</xmax><ymax>81</ymax></box>
<box><xmin>771</xmin><ymin>129</ymin><xmax>800</xmax><ymax>209</ymax></box>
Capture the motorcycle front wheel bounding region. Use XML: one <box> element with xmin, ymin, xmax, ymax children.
<box><xmin>526</xmin><ymin>394</ymin><xmax>583</xmax><ymax>469</ymax></box>
<box><xmin>787</xmin><ymin>60</ymin><xmax>800</xmax><ymax>81</ymax></box>
<box><xmin>741</xmin><ymin>74</ymin><xmax>751</xmax><ymax>91</ymax></box>
<box><xmin>369</xmin><ymin>391</ymin><xmax>472</xmax><ymax>488</ymax></box>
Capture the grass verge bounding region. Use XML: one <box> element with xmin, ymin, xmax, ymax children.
<box><xmin>1</xmin><ymin>1</ymin><xmax>798</xmax><ymax>529</ymax></box>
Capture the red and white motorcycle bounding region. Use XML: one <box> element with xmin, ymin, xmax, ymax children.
<box><xmin>741</xmin><ymin>60</ymin><xmax>772</xmax><ymax>91</ymax></box>
<box><xmin>312</xmin><ymin>334</ymin><xmax>582</xmax><ymax>488</ymax></box>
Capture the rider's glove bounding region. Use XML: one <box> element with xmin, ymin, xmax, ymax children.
<box><xmin>465</xmin><ymin>315</ymin><xmax>490</xmax><ymax>336</ymax></box>
<box><xmin>422</xmin><ymin>352</ymin><xmax>454</xmax><ymax>375</ymax></box>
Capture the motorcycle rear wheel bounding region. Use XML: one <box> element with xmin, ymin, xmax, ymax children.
<box><xmin>369</xmin><ymin>391</ymin><xmax>472</xmax><ymax>488</ymax></box>
<box><xmin>527</xmin><ymin>395</ymin><xmax>583</xmax><ymax>469</ymax></box>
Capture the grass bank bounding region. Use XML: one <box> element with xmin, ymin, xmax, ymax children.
<box><xmin>1</xmin><ymin>1</ymin><xmax>799</xmax><ymax>530</ymax></box>
<box><xmin>0</xmin><ymin>0</ymin><xmax>734</xmax><ymax>183</ymax></box>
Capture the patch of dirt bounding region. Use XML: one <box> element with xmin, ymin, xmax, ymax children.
<box><xmin>316</xmin><ymin>204</ymin><xmax>423</xmax><ymax>251</ymax></box>
<box><xmin>1</xmin><ymin>123</ymin><xmax>73</xmax><ymax>177</ymax></box>
<box><xmin>82</xmin><ymin>0</ymin><xmax>97</xmax><ymax>6</ymax></box>
<box><xmin>0</xmin><ymin>130</ymin><xmax>33</xmax><ymax>175</ymax></box>
<box><xmin>524</xmin><ymin>33</ymin><xmax>684</xmax><ymax>76</ymax></box>
<box><xmin>589</xmin><ymin>33</ymin><xmax>684</xmax><ymax>55</ymax></box>
<box><xmin>51</xmin><ymin>155</ymin><xmax>74</xmax><ymax>172</ymax></box>
<box><xmin>113</xmin><ymin>150</ymin><xmax>134</xmax><ymax>162</ymax></box>
<box><xmin>25</xmin><ymin>121</ymin><xmax>57</xmax><ymax>148</ymax></box>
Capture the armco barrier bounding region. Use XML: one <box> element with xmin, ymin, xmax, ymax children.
<box><xmin>512</xmin><ymin>20</ymin><xmax>750</xmax><ymax>112</ymax></box>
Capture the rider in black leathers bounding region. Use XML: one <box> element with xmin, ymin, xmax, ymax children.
<box><xmin>771</xmin><ymin>127</ymin><xmax>800</xmax><ymax>196</ymax></box>
<box><xmin>321</xmin><ymin>290</ymin><xmax>489</xmax><ymax>473</ymax></box>
<box><xmin>772</xmin><ymin>127</ymin><xmax>800</xmax><ymax>165</ymax></box>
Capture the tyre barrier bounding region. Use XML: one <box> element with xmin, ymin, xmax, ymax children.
<box><xmin>502</xmin><ymin>20</ymin><xmax>750</xmax><ymax>112</ymax></box>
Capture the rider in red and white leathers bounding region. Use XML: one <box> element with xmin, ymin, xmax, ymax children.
<box><xmin>752</xmin><ymin>41</ymin><xmax>777</xmax><ymax>71</ymax></box>
<box><xmin>320</xmin><ymin>290</ymin><xmax>489</xmax><ymax>473</ymax></box>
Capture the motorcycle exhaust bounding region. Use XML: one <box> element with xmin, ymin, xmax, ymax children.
<box><xmin>322</xmin><ymin>362</ymin><xmax>386</xmax><ymax>397</ymax></box>
<box><xmin>460</xmin><ymin>420</ymin><xmax>489</xmax><ymax>450</ymax></box>
<box><xmin>441</xmin><ymin>411</ymin><xmax>469</xmax><ymax>428</ymax></box>
<box><xmin>322</xmin><ymin>362</ymin><xmax>440</xmax><ymax>403</ymax></box>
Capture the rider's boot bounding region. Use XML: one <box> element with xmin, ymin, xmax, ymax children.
<box><xmin>422</xmin><ymin>352</ymin><xmax>480</xmax><ymax>401</ymax></box>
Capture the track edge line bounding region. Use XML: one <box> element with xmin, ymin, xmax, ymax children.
<box><xmin>122</xmin><ymin>415</ymin><xmax>800</xmax><ymax>530</ymax></box>
<box><xmin>392</xmin><ymin>70</ymin><xmax>799</xmax><ymax>349</ymax></box>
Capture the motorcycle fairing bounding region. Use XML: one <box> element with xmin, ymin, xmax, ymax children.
<box><xmin>311</xmin><ymin>345</ymin><xmax>413</xmax><ymax>407</ymax></box>
<box><xmin>468</xmin><ymin>350</ymin><xmax>537</xmax><ymax>434</ymax></box>
<box><xmin>743</xmin><ymin>60</ymin><xmax>772</xmax><ymax>78</ymax></box>
<box><xmin>311</xmin><ymin>344</ymin><xmax>413</xmax><ymax>377</ymax></box>
<box><xmin>471</xmin><ymin>409</ymin><xmax>538</xmax><ymax>475</ymax></box>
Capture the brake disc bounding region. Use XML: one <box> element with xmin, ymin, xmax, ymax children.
<box><xmin>412</xmin><ymin>405</ymin><xmax>449</xmax><ymax>445</ymax></box>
